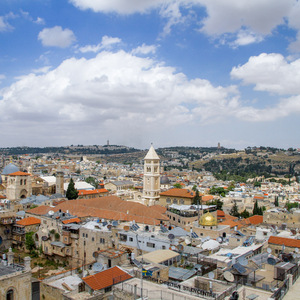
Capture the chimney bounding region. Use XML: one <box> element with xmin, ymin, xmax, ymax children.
<box><xmin>7</xmin><ymin>247</ymin><xmax>14</xmax><ymax>265</ymax></box>
<box><xmin>24</xmin><ymin>256</ymin><xmax>31</xmax><ymax>271</ymax></box>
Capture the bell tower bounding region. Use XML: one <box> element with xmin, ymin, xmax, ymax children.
<box><xmin>56</xmin><ymin>165</ymin><xmax>64</xmax><ymax>195</ymax></box>
<box><xmin>143</xmin><ymin>144</ymin><xmax>160</xmax><ymax>205</ymax></box>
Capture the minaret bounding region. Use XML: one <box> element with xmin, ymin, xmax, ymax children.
<box><xmin>56</xmin><ymin>165</ymin><xmax>64</xmax><ymax>195</ymax></box>
<box><xmin>143</xmin><ymin>144</ymin><xmax>160</xmax><ymax>206</ymax></box>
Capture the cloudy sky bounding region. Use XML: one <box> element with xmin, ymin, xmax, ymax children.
<box><xmin>1</xmin><ymin>0</ymin><xmax>300</xmax><ymax>150</ymax></box>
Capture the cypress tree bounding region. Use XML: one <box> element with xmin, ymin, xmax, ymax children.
<box><xmin>66</xmin><ymin>178</ymin><xmax>78</xmax><ymax>200</ymax></box>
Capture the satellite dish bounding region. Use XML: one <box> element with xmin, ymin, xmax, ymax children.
<box><xmin>224</xmin><ymin>271</ymin><xmax>234</xmax><ymax>282</ymax></box>
<box><xmin>217</xmin><ymin>237</ymin><xmax>223</xmax><ymax>243</ymax></box>
<box><xmin>177</xmin><ymin>244</ymin><xmax>184</xmax><ymax>252</ymax></box>
<box><xmin>112</xmin><ymin>221</ymin><xmax>118</xmax><ymax>226</ymax></box>
<box><xmin>168</xmin><ymin>233</ymin><xmax>175</xmax><ymax>240</ymax></box>
<box><xmin>48</xmin><ymin>210</ymin><xmax>54</xmax><ymax>216</ymax></box>
<box><xmin>267</xmin><ymin>248</ymin><xmax>272</xmax><ymax>254</ymax></box>
<box><xmin>238</xmin><ymin>258</ymin><xmax>248</xmax><ymax>266</ymax></box>
<box><xmin>267</xmin><ymin>257</ymin><xmax>277</xmax><ymax>265</ymax></box>
<box><xmin>295</xmin><ymin>248</ymin><xmax>299</xmax><ymax>253</ymax></box>
<box><xmin>208</xmin><ymin>272</ymin><xmax>215</xmax><ymax>279</ymax></box>
<box><xmin>171</xmin><ymin>246</ymin><xmax>176</xmax><ymax>250</ymax></box>
<box><xmin>92</xmin><ymin>262</ymin><xmax>103</xmax><ymax>272</ymax></box>
<box><xmin>185</xmin><ymin>237</ymin><xmax>191</xmax><ymax>245</ymax></box>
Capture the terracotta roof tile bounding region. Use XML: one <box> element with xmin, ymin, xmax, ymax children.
<box><xmin>62</xmin><ymin>218</ymin><xmax>81</xmax><ymax>224</ymax></box>
<box><xmin>160</xmin><ymin>188</ymin><xmax>196</xmax><ymax>198</ymax></box>
<box><xmin>268</xmin><ymin>236</ymin><xmax>300</xmax><ymax>248</ymax></box>
<box><xmin>17</xmin><ymin>216</ymin><xmax>41</xmax><ymax>226</ymax></box>
<box><xmin>78</xmin><ymin>189</ymin><xmax>108</xmax><ymax>196</ymax></box>
<box><xmin>8</xmin><ymin>171</ymin><xmax>31</xmax><ymax>176</ymax></box>
<box><xmin>248</xmin><ymin>215</ymin><xmax>263</xmax><ymax>225</ymax></box>
<box><xmin>83</xmin><ymin>266</ymin><xmax>132</xmax><ymax>291</ymax></box>
<box><xmin>202</xmin><ymin>195</ymin><xmax>214</xmax><ymax>202</ymax></box>
<box><xmin>217</xmin><ymin>210</ymin><xmax>225</xmax><ymax>217</ymax></box>
<box><xmin>53</xmin><ymin>196</ymin><xmax>168</xmax><ymax>225</ymax></box>
<box><xmin>26</xmin><ymin>205</ymin><xmax>53</xmax><ymax>215</ymax></box>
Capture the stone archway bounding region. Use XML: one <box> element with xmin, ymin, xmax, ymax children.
<box><xmin>19</xmin><ymin>189</ymin><xmax>27</xmax><ymax>199</ymax></box>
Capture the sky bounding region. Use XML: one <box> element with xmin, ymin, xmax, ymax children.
<box><xmin>0</xmin><ymin>0</ymin><xmax>300</xmax><ymax>150</ymax></box>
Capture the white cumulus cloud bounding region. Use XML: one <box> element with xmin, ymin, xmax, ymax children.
<box><xmin>38</xmin><ymin>26</ymin><xmax>76</xmax><ymax>48</ymax></box>
<box><xmin>79</xmin><ymin>36</ymin><xmax>121</xmax><ymax>53</ymax></box>
<box><xmin>231</xmin><ymin>53</ymin><xmax>300</xmax><ymax>95</ymax></box>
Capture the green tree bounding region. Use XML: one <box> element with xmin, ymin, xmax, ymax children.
<box><xmin>25</xmin><ymin>232</ymin><xmax>35</xmax><ymax>251</ymax></box>
<box><xmin>66</xmin><ymin>178</ymin><xmax>78</xmax><ymax>200</ymax></box>
<box><xmin>253</xmin><ymin>200</ymin><xmax>259</xmax><ymax>215</ymax></box>
<box><xmin>208</xmin><ymin>199</ymin><xmax>224</xmax><ymax>210</ymax></box>
<box><xmin>254</xmin><ymin>181</ymin><xmax>261</xmax><ymax>187</ymax></box>
<box><xmin>192</xmin><ymin>189</ymin><xmax>201</xmax><ymax>206</ymax></box>
<box><xmin>192</xmin><ymin>185</ymin><xmax>198</xmax><ymax>192</ymax></box>
<box><xmin>229</xmin><ymin>201</ymin><xmax>240</xmax><ymax>217</ymax></box>
<box><xmin>274</xmin><ymin>196</ymin><xmax>279</xmax><ymax>207</ymax></box>
<box><xmin>85</xmin><ymin>176</ymin><xmax>98</xmax><ymax>188</ymax></box>
<box><xmin>240</xmin><ymin>209</ymin><xmax>250</xmax><ymax>219</ymax></box>
<box><xmin>173</xmin><ymin>183</ymin><xmax>182</xmax><ymax>189</ymax></box>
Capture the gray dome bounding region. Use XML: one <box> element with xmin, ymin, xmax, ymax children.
<box><xmin>160</xmin><ymin>175</ymin><xmax>170</xmax><ymax>185</ymax></box>
<box><xmin>2</xmin><ymin>163</ymin><xmax>19</xmax><ymax>175</ymax></box>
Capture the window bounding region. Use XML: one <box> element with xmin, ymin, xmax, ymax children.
<box><xmin>6</xmin><ymin>289</ymin><xmax>14</xmax><ymax>300</ymax></box>
<box><xmin>263</xmin><ymin>232</ymin><xmax>268</xmax><ymax>236</ymax></box>
<box><xmin>92</xmin><ymin>237</ymin><xmax>94</xmax><ymax>242</ymax></box>
<box><xmin>162</xmin><ymin>246</ymin><xmax>166</xmax><ymax>249</ymax></box>
<box><xmin>147</xmin><ymin>242</ymin><xmax>155</xmax><ymax>248</ymax></box>
<box><xmin>100</xmin><ymin>238</ymin><xmax>105</xmax><ymax>243</ymax></box>
<box><xmin>129</xmin><ymin>237</ymin><xmax>133</xmax><ymax>242</ymax></box>
<box><xmin>180</xmin><ymin>199</ymin><xmax>184</xmax><ymax>205</ymax></box>
<box><xmin>173</xmin><ymin>199</ymin><xmax>178</xmax><ymax>204</ymax></box>
<box><xmin>166</xmin><ymin>198</ymin><xmax>171</xmax><ymax>204</ymax></box>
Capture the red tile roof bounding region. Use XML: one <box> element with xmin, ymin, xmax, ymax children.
<box><xmin>202</xmin><ymin>195</ymin><xmax>214</xmax><ymax>202</ymax></box>
<box><xmin>217</xmin><ymin>210</ymin><xmax>225</xmax><ymax>217</ymax></box>
<box><xmin>78</xmin><ymin>189</ymin><xmax>108</xmax><ymax>196</ymax></box>
<box><xmin>62</xmin><ymin>218</ymin><xmax>81</xmax><ymax>224</ymax></box>
<box><xmin>8</xmin><ymin>171</ymin><xmax>31</xmax><ymax>176</ymax></box>
<box><xmin>83</xmin><ymin>266</ymin><xmax>132</xmax><ymax>291</ymax></box>
<box><xmin>248</xmin><ymin>215</ymin><xmax>263</xmax><ymax>225</ymax></box>
<box><xmin>52</xmin><ymin>196</ymin><xmax>169</xmax><ymax>225</ymax></box>
<box><xmin>26</xmin><ymin>205</ymin><xmax>53</xmax><ymax>215</ymax></box>
<box><xmin>17</xmin><ymin>216</ymin><xmax>41</xmax><ymax>226</ymax></box>
<box><xmin>268</xmin><ymin>236</ymin><xmax>300</xmax><ymax>248</ymax></box>
<box><xmin>160</xmin><ymin>188</ymin><xmax>196</xmax><ymax>198</ymax></box>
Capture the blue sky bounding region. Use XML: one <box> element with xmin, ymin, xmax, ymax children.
<box><xmin>1</xmin><ymin>0</ymin><xmax>300</xmax><ymax>150</ymax></box>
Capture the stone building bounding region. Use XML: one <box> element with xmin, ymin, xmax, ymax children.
<box><xmin>192</xmin><ymin>211</ymin><xmax>230</xmax><ymax>239</ymax></box>
<box><xmin>0</xmin><ymin>251</ymin><xmax>32</xmax><ymax>300</ymax></box>
<box><xmin>143</xmin><ymin>145</ymin><xmax>160</xmax><ymax>206</ymax></box>
<box><xmin>159</xmin><ymin>188</ymin><xmax>196</xmax><ymax>207</ymax></box>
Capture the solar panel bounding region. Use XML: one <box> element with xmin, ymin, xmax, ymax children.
<box><xmin>191</xmin><ymin>232</ymin><xmax>199</xmax><ymax>238</ymax></box>
<box><xmin>132</xmin><ymin>259</ymin><xmax>142</xmax><ymax>268</ymax></box>
<box><xmin>131</xmin><ymin>224</ymin><xmax>140</xmax><ymax>231</ymax></box>
<box><xmin>160</xmin><ymin>226</ymin><xmax>168</xmax><ymax>233</ymax></box>
<box><xmin>232</xmin><ymin>263</ymin><xmax>246</xmax><ymax>274</ymax></box>
<box><xmin>102</xmin><ymin>221</ymin><xmax>108</xmax><ymax>226</ymax></box>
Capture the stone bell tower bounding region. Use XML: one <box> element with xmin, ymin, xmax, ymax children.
<box><xmin>143</xmin><ymin>144</ymin><xmax>160</xmax><ymax>206</ymax></box>
<box><xmin>55</xmin><ymin>165</ymin><xmax>64</xmax><ymax>195</ymax></box>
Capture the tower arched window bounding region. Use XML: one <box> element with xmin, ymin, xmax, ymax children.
<box><xmin>6</xmin><ymin>289</ymin><xmax>14</xmax><ymax>300</ymax></box>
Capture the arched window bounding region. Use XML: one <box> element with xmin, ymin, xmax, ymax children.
<box><xmin>6</xmin><ymin>289</ymin><xmax>14</xmax><ymax>300</ymax></box>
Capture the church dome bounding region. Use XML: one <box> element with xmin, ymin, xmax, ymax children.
<box><xmin>2</xmin><ymin>163</ymin><xmax>19</xmax><ymax>175</ymax></box>
<box><xmin>160</xmin><ymin>175</ymin><xmax>170</xmax><ymax>185</ymax></box>
<box><xmin>199</xmin><ymin>212</ymin><xmax>217</xmax><ymax>226</ymax></box>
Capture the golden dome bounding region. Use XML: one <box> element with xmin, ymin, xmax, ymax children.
<box><xmin>199</xmin><ymin>212</ymin><xmax>217</xmax><ymax>226</ymax></box>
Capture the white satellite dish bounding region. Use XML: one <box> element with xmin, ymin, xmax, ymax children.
<box><xmin>295</xmin><ymin>248</ymin><xmax>299</xmax><ymax>253</ymax></box>
<box><xmin>92</xmin><ymin>262</ymin><xmax>103</xmax><ymax>272</ymax></box>
<box><xmin>208</xmin><ymin>272</ymin><xmax>215</xmax><ymax>279</ymax></box>
<box><xmin>239</xmin><ymin>258</ymin><xmax>248</xmax><ymax>266</ymax></box>
<box><xmin>48</xmin><ymin>210</ymin><xmax>54</xmax><ymax>216</ymax></box>
<box><xmin>267</xmin><ymin>248</ymin><xmax>272</xmax><ymax>254</ymax></box>
<box><xmin>217</xmin><ymin>237</ymin><xmax>223</xmax><ymax>243</ymax></box>
<box><xmin>185</xmin><ymin>237</ymin><xmax>191</xmax><ymax>245</ymax></box>
<box><xmin>224</xmin><ymin>271</ymin><xmax>235</xmax><ymax>282</ymax></box>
